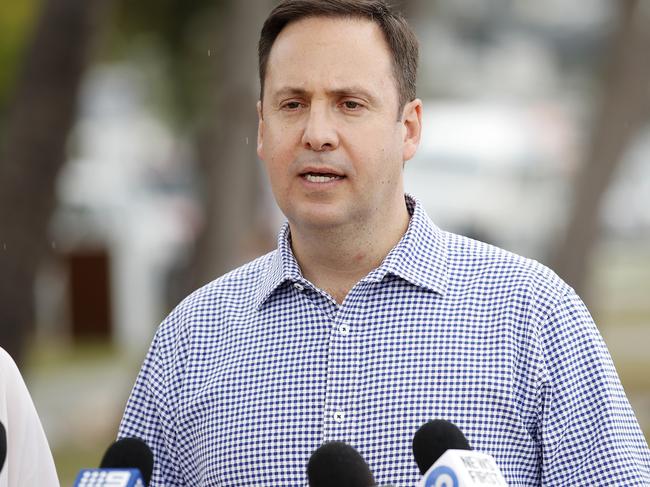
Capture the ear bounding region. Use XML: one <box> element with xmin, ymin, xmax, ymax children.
<box><xmin>257</xmin><ymin>100</ymin><xmax>264</xmax><ymax>159</ymax></box>
<box><xmin>401</xmin><ymin>98</ymin><xmax>422</xmax><ymax>162</ymax></box>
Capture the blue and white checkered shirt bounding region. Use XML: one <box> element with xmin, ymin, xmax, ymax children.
<box><xmin>119</xmin><ymin>195</ymin><xmax>650</xmax><ymax>486</ymax></box>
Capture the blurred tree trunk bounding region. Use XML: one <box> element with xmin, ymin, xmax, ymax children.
<box><xmin>551</xmin><ymin>0</ymin><xmax>650</xmax><ymax>297</ymax></box>
<box><xmin>189</xmin><ymin>0</ymin><xmax>275</xmax><ymax>289</ymax></box>
<box><xmin>0</xmin><ymin>0</ymin><xmax>110</xmax><ymax>364</ymax></box>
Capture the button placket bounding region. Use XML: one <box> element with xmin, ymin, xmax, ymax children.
<box><xmin>322</xmin><ymin>285</ymin><xmax>371</xmax><ymax>440</ymax></box>
<box><xmin>323</xmin><ymin>320</ymin><xmax>353</xmax><ymax>437</ymax></box>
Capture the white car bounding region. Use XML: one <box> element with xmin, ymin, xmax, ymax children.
<box><xmin>405</xmin><ymin>101</ymin><xmax>576</xmax><ymax>260</ymax></box>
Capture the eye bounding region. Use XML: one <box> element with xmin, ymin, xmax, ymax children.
<box><xmin>342</xmin><ymin>100</ymin><xmax>362</xmax><ymax>110</ymax></box>
<box><xmin>281</xmin><ymin>101</ymin><xmax>303</xmax><ymax>110</ymax></box>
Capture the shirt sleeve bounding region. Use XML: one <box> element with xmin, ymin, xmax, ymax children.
<box><xmin>0</xmin><ymin>347</ymin><xmax>60</xmax><ymax>487</ymax></box>
<box><xmin>538</xmin><ymin>288</ymin><xmax>650</xmax><ymax>485</ymax></box>
<box><xmin>118</xmin><ymin>323</ymin><xmax>184</xmax><ymax>486</ymax></box>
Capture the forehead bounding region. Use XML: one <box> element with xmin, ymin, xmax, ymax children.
<box><xmin>264</xmin><ymin>16</ymin><xmax>396</xmax><ymax>99</ymax></box>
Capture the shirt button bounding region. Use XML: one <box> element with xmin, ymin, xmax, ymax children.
<box><xmin>338</xmin><ymin>324</ymin><xmax>350</xmax><ymax>335</ymax></box>
<box><xmin>333</xmin><ymin>411</ymin><xmax>345</xmax><ymax>423</ymax></box>
<box><xmin>293</xmin><ymin>282</ymin><xmax>305</xmax><ymax>292</ymax></box>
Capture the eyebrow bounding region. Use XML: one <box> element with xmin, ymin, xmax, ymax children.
<box><xmin>271</xmin><ymin>86</ymin><xmax>380</xmax><ymax>105</ymax></box>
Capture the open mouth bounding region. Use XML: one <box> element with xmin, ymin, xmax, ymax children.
<box><xmin>301</xmin><ymin>172</ymin><xmax>344</xmax><ymax>183</ymax></box>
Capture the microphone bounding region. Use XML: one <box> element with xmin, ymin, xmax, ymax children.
<box><xmin>413</xmin><ymin>420</ymin><xmax>508</xmax><ymax>486</ymax></box>
<box><xmin>0</xmin><ymin>421</ymin><xmax>6</xmax><ymax>474</ymax></box>
<box><xmin>307</xmin><ymin>441</ymin><xmax>376</xmax><ymax>487</ymax></box>
<box><xmin>72</xmin><ymin>437</ymin><xmax>153</xmax><ymax>487</ymax></box>
<box><xmin>413</xmin><ymin>419</ymin><xmax>471</xmax><ymax>474</ymax></box>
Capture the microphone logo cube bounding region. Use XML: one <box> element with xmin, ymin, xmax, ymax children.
<box><xmin>418</xmin><ymin>450</ymin><xmax>508</xmax><ymax>487</ymax></box>
<box><xmin>73</xmin><ymin>468</ymin><xmax>145</xmax><ymax>487</ymax></box>
<box><xmin>423</xmin><ymin>465</ymin><xmax>459</xmax><ymax>487</ymax></box>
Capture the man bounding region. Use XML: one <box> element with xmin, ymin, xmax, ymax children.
<box><xmin>119</xmin><ymin>1</ymin><xmax>650</xmax><ymax>485</ymax></box>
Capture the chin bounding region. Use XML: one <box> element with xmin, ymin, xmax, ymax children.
<box><xmin>295</xmin><ymin>214</ymin><xmax>346</xmax><ymax>230</ymax></box>
<box><xmin>280</xmin><ymin>193</ymin><xmax>366</xmax><ymax>230</ymax></box>
<box><xmin>288</xmin><ymin>205</ymin><xmax>351</xmax><ymax>231</ymax></box>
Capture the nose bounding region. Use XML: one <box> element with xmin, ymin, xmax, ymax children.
<box><xmin>301</xmin><ymin>103</ymin><xmax>339</xmax><ymax>151</ymax></box>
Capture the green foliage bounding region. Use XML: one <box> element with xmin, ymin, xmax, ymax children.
<box><xmin>112</xmin><ymin>0</ymin><xmax>218</xmax><ymax>55</ymax></box>
<box><xmin>0</xmin><ymin>0</ymin><xmax>40</xmax><ymax>112</ymax></box>
<box><xmin>105</xmin><ymin>0</ymin><xmax>226</xmax><ymax>126</ymax></box>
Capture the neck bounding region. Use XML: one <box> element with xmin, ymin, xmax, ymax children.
<box><xmin>290</xmin><ymin>200</ymin><xmax>410</xmax><ymax>304</ymax></box>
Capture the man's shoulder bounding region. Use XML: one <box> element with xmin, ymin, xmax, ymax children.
<box><xmin>442</xmin><ymin>230</ymin><xmax>570</xmax><ymax>301</ymax></box>
<box><xmin>159</xmin><ymin>250</ymin><xmax>278</xmax><ymax>331</ymax></box>
<box><xmin>185</xmin><ymin>250</ymin><xmax>277</xmax><ymax>305</ymax></box>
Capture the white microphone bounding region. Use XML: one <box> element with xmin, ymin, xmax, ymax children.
<box><xmin>418</xmin><ymin>449</ymin><xmax>508</xmax><ymax>487</ymax></box>
<box><xmin>413</xmin><ymin>420</ymin><xmax>508</xmax><ymax>487</ymax></box>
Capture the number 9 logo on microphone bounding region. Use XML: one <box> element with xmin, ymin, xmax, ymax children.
<box><xmin>424</xmin><ymin>466</ymin><xmax>459</xmax><ymax>487</ymax></box>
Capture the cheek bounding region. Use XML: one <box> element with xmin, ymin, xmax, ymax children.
<box><xmin>264</xmin><ymin>151</ymin><xmax>295</xmax><ymax>199</ymax></box>
<box><xmin>356</xmin><ymin>131</ymin><xmax>403</xmax><ymax>176</ymax></box>
<box><xmin>265</xmin><ymin>122</ymin><xmax>300</xmax><ymax>155</ymax></box>
<box><xmin>264</xmin><ymin>154</ymin><xmax>285</xmax><ymax>186</ymax></box>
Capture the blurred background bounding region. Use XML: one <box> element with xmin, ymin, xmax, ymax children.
<box><xmin>0</xmin><ymin>0</ymin><xmax>648</xmax><ymax>483</ymax></box>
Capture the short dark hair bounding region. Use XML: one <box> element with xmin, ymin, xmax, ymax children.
<box><xmin>258</xmin><ymin>0</ymin><xmax>419</xmax><ymax>112</ymax></box>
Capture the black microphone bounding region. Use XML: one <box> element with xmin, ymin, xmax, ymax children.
<box><xmin>412</xmin><ymin>419</ymin><xmax>508</xmax><ymax>486</ymax></box>
<box><xmin>100</xmin><ymin>437</ymin><xmax>154</xmax><ymax>485</ymax></box>
<box><xmin>412</xmin><ymin>419</ymin><xmax>471</xmax><ymax>474</ymax></box>
<box><xmin>0</xmin><ymin>421</ymin><xmax>6</xmax><ymax>474</ymax></box>
<box><xmin>72</xmin><ymin>437</ymin><xmax>153</xmax><ymax>486</ymax></box>
<box><xmin>307</xmin><ymin>441</ymin><xmax>376</xmax><ymax>487</ymax></box>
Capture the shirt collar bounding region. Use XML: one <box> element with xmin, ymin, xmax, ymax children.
<box><xmin>254</xmin><ymin>194</ymin><xmax>448</xmax><ymax>309</ymax></box>
<box><xmin>365</xmin><ymin>194</ymin><xmax>448</xmax><ymax>295</ymax></box>
<box><xmin>254</xmin><ymin>224</ymin><xmax>302</xmax><ymax>309</ymax></box>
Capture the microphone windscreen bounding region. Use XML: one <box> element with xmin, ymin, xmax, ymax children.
<box><xmin>412</xmin><ymin>419</ymin><xmax>471</xmax><ymax>474</ymax></box>
<box><xmin>100</xmin><ymin>437</ymin><xmax>153</xmax><ymax>485</ymax></box>
<box><xmin>307</xmin><ymin>441</ymin><xmax>375</xmax><ymax>487</ymax></box>
<box><xmin>0</xmin><ymin>421</ymin><xmax>6</xmax><ymax>473</ymax></box>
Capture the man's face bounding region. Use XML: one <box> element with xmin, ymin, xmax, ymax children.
<box><xmin>257</xmin><ymin>16</ymin><xmax>421</xmax><ymax>232</ymax></box>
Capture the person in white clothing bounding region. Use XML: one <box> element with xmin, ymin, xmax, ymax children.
<box><xmin>0</xmin><ymin>347</ymin><xmax>59</xmax><ymax>487</ymax></box>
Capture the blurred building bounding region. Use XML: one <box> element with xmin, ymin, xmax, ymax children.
<box><xmin>39</xmin><ymin>64</ymin><xmax>200</xmax><ymax>353</ymax></box>
<box><xmin>405</xmin><ymin>100</ymin><xmax>577</xmax><ymax>259</ymax></box>
<box><xmin>405</xmin><ymin>101</ymin><xmax>650</xmax><ymax>260</ymax></box>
